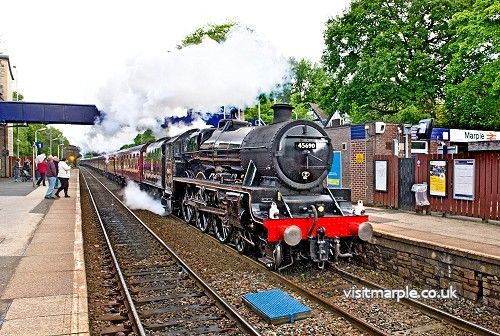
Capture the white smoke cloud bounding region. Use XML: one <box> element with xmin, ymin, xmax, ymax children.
<box><xmin>122</xmin><ymin>181</ymin><xmax>165</xmax><ymax>216</ymax></box>
<box><xmin>80</xmin><ymin>27</ymin><xmax>289</xmax><ymax>152</ymax></box>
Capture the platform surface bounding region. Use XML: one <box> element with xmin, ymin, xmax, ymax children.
<box><xmin>367</xmin><ymin>206</ymin><xmax>500</xmax><ymax>260</ymax></box>
<box><xmin>0</xmin><ymin>171</ymin><xmax>88</xmax><ymax>335</ymax></box>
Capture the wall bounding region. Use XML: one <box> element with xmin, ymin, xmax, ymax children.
<box><xmin>326</xmin><ymin>123</ymin><xmax>404</xmax><ymax>205</ymax></box>
<box><xmin>358</xmin><ymin>233</ymin><xmax>500</xmax><ymax>310</ymax></box>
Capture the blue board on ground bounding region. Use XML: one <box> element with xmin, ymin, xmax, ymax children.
<box><xmin>242</xmin><ymin>289</ymin><xmax>311</xmax><ymax>324</ymax></box>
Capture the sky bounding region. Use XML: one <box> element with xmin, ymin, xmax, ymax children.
<box><xmin>0</xmin><ymin>0</ymin><xmax>350</xmax><ymax>151</ymax></box>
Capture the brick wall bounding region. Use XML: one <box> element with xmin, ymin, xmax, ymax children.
<box><xmin>357</xmin><ymin>233</ymin><xmax>500</xmax><ymax>310</ymax></box>
<box><xmin>350</xmin><ymin>140</ymin><xmax>367</xmax><ymax>202</ymax></box>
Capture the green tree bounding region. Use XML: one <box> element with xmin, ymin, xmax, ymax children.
<box><xmin>12</xmin><ymin>91</ymin><xmax>24</xmax><ymax>101</ymax></box>
<box><xmin>120</xmin><ymin>129</ymin><xmax>156</xmax><ymax>150</ymax></box>
<box><xmin>445</xmin><ymin>0</ymin><xmax>500</xmax><ymax>129</ymax></box>
<box><xmin>322</xmin><ymin>0</ymin><xmax>473</xmax><ymax>124</ymax></box>
<box><xmin>14</xmin><ymin>124</ymin><xmax>69</xmax><ymax>158</ymax></box>
<box><xmin>178</xmin><ymin>22</ymin><xmax>236</xmax><ymax>49</ymax></box>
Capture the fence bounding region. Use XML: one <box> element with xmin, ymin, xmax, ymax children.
<box><xmin>373</xmin><ymin>152</ymin><xmax>500</xmax><ymax>221</ymax></box>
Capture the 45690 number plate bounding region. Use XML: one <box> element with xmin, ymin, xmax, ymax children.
<box><xmin>295</xmin><ymin>142</ymin><xmax>316</xmax><ymax>150</ymax></box>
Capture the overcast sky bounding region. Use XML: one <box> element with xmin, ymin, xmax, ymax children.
<box><xmin>1</xmin><ymin>0</ymin><xmax>350</xmax><ymax>150</ymax></box>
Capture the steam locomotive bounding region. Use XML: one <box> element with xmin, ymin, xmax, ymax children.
<box><xmin>82</xmin><ymin>104</ymin><xmax>372</xmax><ymax>269</ymax></box>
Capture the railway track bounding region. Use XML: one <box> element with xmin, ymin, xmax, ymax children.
<box><xmin>167</xmin><ymin>216</ymin><xmax>500</xmax><ymax>336</ymax></box>
<box><xmin>81</xmin><ymin>168</ymin><xmax>260</xmax><ymax>336</ymax></box>
<box><xmin>85</xmin><ymin>168</ymin><xmax>500</xmax><ymax>336</ymax></box>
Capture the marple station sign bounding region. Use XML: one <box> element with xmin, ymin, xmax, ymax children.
<box><xmin>449</xmin><ymin>129</ymin><xmax>499</xmax><ymax>142</ymax></box>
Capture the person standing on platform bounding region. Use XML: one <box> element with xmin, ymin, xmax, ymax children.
<box><xmin>53</xmin><ymin>156</ymin><xmax>60</xmax><ymax>189</ymax></box>
<box><xmin>36</xmin><ymin>157</ymin><xmax>47</xmax><ymax>186</ymax></box>
<box><xmin>13</xmin><ymin>159</ymin><xmax>20</xmax><ymax>182</ymax></box>
<box><xmin>55</xmin><ymin>158</ymin><xmax>71</xmax><ymax>198</ymax></box>
<box><xmin>45</xmin><ymin>156</ymin><xmax>57</xmax><ymax>199</ymax></box>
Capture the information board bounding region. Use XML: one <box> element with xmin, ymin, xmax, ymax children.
<box><xmin>375</xmin><ymin>160</ymin><xmax>388</xmax><ymax>192</ymax></box>
<box><xmin>327</xmin><ymin>151</ymin><xmax>342</xmax><ymax>188</ymax></box>
<box><xmin>429</xmin><ymin>160</ymin><xmax>447</xmax><ymax>197</ymax></box>
<box><xmin>453</xmin><ymin>159</ymin><xmax>475</xmax><ymax>200</ymax></box>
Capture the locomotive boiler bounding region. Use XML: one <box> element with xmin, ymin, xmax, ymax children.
<box><xmin>82</xmin><ymin>103</ymin><xmax>373</xmax><ymax>270</ymax></box>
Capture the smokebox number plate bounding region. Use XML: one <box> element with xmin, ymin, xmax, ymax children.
<box><xmin>295</xmin><ymin>142</ymin><xmax>316</xmax><ymax>150</ymax></box>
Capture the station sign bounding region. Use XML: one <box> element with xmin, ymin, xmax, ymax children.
<box><xmin>449</xmin><ymin>129</ymin><xmax>500</xmax><ymax>142</ymax></box>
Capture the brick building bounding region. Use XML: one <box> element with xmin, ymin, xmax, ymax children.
<box><xmin>0</xmin><ymin>54</ymin><xmax>15</xmax><ymax>177</ymax></box>
<box><xmin>324</xmin><ymin>122</ymin><xmax>406</xmax><ymax>204</ymax></box>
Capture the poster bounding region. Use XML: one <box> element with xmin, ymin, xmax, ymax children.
<box><xmin>327</xmin><ymin>151</ymin><xmax>342</xmax><ymax>188</ymax></box>
<box><xmin>429</xmin><ymin>160</ymin><xmax>447</xmax><ymax>196</ymax></box>
<box><xmin>375</xmin><ymin>160</ymin><xmax>388</xmax><ymax>192</ymax></box>
<box><xmin>453</xmin><ymin>159</ymin><xmax>475</xmax><ymax>200</ymax></box>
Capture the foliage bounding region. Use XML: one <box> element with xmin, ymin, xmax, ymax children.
<box><xmin>120</xmin><ymin>129</ymin><xmax>156</xmax><ymax>150</ymax></box>
<box><xmin>178</xmin><ymin>22</ymin><xmax>236</xmax><ymax>49</ymax></box>
<box><xmin>322</xmin><ymin>0</ymin><xmax>473</xmax><ymax>124</ymax></box>
<box><xmin>12</xmin><ymin>91</ymin><xmax>24</xmax><ymax>101</ymax></box>
<box><xmin>444</xmin><ymin>0</ymin><xmax>500</xmax><ymax>129</ymax></box>
<box><xmin>13</xmin><ymin>124</ymin><xmax>69</xmax><ymax>158</ymax></box>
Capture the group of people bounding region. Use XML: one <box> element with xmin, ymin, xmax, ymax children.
<box><xmin>13</xmin><ymin>156</ymin><xmax>71</xmax><ymax>199</ymax></box>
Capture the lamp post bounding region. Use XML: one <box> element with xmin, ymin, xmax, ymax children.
<box><xmin>57</xmin><ymin>137</ymin><xmax>65</xmax><ymax>158</ymax></box>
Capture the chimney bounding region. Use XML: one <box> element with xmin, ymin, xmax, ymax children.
<box><xmin>271</xmin><ymin>103</ymin><xmax>293</xmax><ymax>124</ymax></box>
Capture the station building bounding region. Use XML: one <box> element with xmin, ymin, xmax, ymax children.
<box><xmin>0</xmin><ymin>54</ymin><xmax>15</xmax><ymax>178</ymax></box>
<box><xmin>323</xmin><ymin>112</ymin><xmax>500</xmax><ymax>222</ymax></box>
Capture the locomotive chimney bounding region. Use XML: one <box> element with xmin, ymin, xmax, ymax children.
<box><xmin>271</xmin><ymin>103</ymin><xmax>294</xmax><ymax>124</ymax></box>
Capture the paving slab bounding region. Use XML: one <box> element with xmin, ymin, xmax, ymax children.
<box><xmin>24</xmin><ymin>239</ymin><xmax>75</xmax><ymax>256</ymax></box>
<box><xmin>0</xmin><ymin>257</ymin><xmax>21</xmax><ymax>297</ymax></box>
<box><xmin>1</xmin><ymin>271</ymin><xmax>73</xmax><ymax>299</ymax></box>
<box><xmin>30</xmin><ymin>231</ymin><xmax>75</xmax><ymax>243</ymax></box>
<box><xmin>5</xmin><ymin>295</ymin><xmax>73</xmax><ymax>319</ymax></box>
<box><xmin>0</xmin><ymin>314</ymin><xmax>72</xmax><ymax>336</ymax></box>
<box><xmin>15</xmin><ymin>253</ymin><xmax>74</xmax><ymax>273</ymax></box>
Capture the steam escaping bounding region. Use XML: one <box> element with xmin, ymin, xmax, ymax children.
<box><xmin>122</xmin><ymin>181</ymin><xmax>165</xmax><ymax>216</ymax></box>
<box><xmin>81</xmin><ymin>27</ymin><xmax>289</xmax><ymax>152</ymax></box>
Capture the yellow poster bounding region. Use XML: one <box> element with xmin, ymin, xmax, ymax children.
<box><xmin>356</xmin><ymin>153</ymin><xmax>364</xmax><ymax>164</ymax></box>
<box><xmin>429</xmin><ymin>160</ymin><xmax>446</xmax><ymax>196</ymax></box>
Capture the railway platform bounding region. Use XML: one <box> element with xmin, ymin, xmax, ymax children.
<box><xmin>0</xmin><ymin>171</ymin><xmax>88</xmax><ymax>335</ymax></box>
<box><xmin>364</xmin><ymin>206</ymin><xmax>500</xmax><ymax>309</ymax></box>
<box><xmin>366</xmin><ymin>206</ymin><xmax>500</xmax><ymax>259</ymax></box>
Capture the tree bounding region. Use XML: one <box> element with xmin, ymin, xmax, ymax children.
<box><xmin>178</xmin><ymin>22</ymin><xmax>236</xmax><ymax>49</ymax></box>
<box><xmin>12</xmin><ymin>91</ymin><xmax>24</xmax><ymax>101</ymax></box>
<box><xmin>322</xmin><ymin>0</ymin><xmax>473</xmax><ymax>124</ymax></box>
<box><xmin>444</xmin><ymin>0</ymin><xmax>500</xmax><ymax>129</ymax></box>
<box><xmin>120</xmin><ymin>129</ymin><xmax>156</xmax><ymax>150</ymax></box>
<box><xmin>13</xmin><ymin>124</ymin><xmax>69</xmax><ymax>158</ymax></box>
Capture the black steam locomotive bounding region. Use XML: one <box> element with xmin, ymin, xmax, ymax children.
<box><xmin>82</xmin><ymin>104</ymin><xmax>372</xmax><ymax>269</ymax></box>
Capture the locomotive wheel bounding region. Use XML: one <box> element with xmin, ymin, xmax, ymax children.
<box><xmin>181</xmin><ymin>189</ymin><xmax>195</xmax><ymax>224</ymax></box>
<box><xmin>214</xmin><ymin>217</ymin><xmax>232</xmax><ymax>243</ymax></box>
<box><xmin>196</xmin><ymin>210</ymin><xmax>210</xmax><ymax>232</ymax></box>
<box><xmin>234</xmin><ymin>232</ymin><xmax>246</xmax><ymax>254</ymax></box>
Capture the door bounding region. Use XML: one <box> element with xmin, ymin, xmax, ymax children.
<box><xmin>398</xmin><ymin>158</ymin><xmax>415</xmax><ymax>210</ymax></box>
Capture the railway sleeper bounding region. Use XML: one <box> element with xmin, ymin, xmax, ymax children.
<box><xmin>140</xmin><ymin>303</ymin><xmax>214</xmax><ymax>317</ymax></box>
<box><xmin>143</xmin><ymin>314</ymin><xmax>226</xmax><ymax>330</ymax></box>
<box><xmin>135</xmin><ymin>292</ymin><xmax>204</xmax><ymax>303</ymax></box>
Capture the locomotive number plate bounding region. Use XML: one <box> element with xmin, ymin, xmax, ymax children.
<box><xmin>295</xmin><ymin>142</ymin><xmax>316</xmax><ymax>150</ymax></box>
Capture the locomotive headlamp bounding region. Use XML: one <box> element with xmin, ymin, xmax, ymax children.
<box><xmin>357</xmin><ymin>222</ymin><xmax>374</xmax><ymax>241</ymax></box>
<box><xmin>317</xmin><ymin>204</ymin><xmax>325</xmax><ymax>217</ymax></box>
<box><xmin>284</xmin><ymin>225</ymin><xmax>302</xmax><ymax>246</ymax></box>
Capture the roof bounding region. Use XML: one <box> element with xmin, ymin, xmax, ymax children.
<box><xmin>0</xmin><ymin>54</ymin><xmax>15</xmax><ymax>80</ymax></box>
